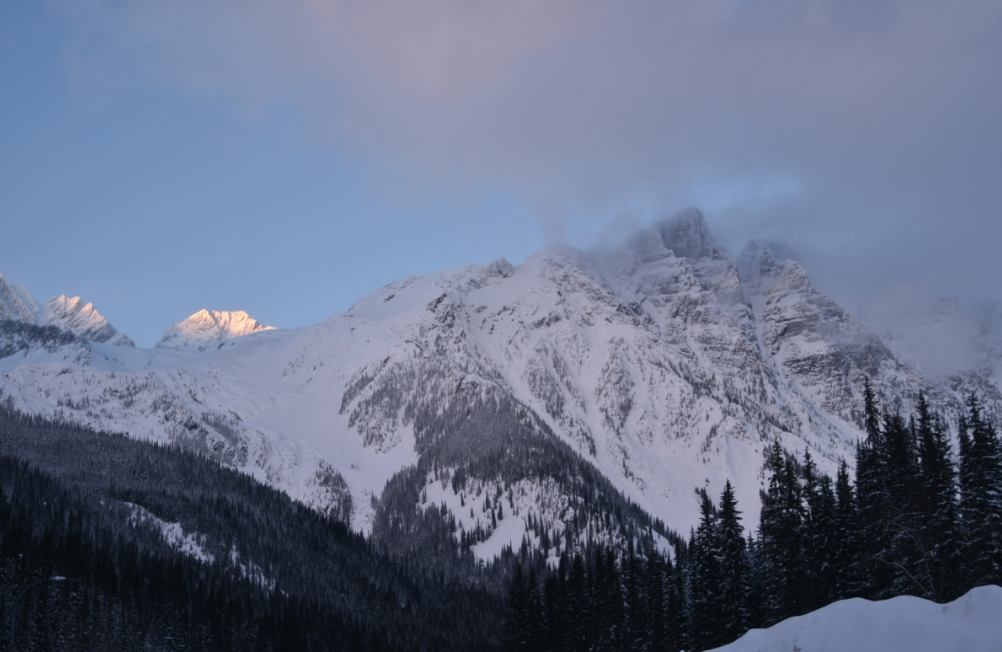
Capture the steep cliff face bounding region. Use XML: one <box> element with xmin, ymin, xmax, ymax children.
<box><xmin>46</xmin><ymin>295</ymin><xmax>135</xmax><ymax>346</ymax></box>
<box><xmin>1</xmin><ymin>211</ymin><xmax>998</xmax><ymax>558</ymax></box>
<box><xmin>0</xmin><ymin>274</ymin><xmax>132</xmax><ymax>346</ymax></box>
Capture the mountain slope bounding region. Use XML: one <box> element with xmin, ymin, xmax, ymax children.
<box><xmin>46</xmin><ymin>294</ymin><xmax>135</xmax><ymax>346</ymax></box>
<box><xmin>0</xmin><ymin>407</ymin><xmax>501</xmax><ymax>650</ymax></box>
<box><xmin>0</xmin><ymin>273</ymin><xmax>133</xmax><ymax>346</ymax></box>
<box><xmin>156</xmin><ymin>309</ymin><xmax>276</xmax><ymax>350</ymax></box>
<box><xmin>0</xmin><ymin>210</ymin><xmax>998</xmax><ymax>559</ymax></box>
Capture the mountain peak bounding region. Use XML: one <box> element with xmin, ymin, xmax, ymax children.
<box><xmin>0</xmin><ymin>274</ymin><xmax>47</xmax><ymax>324</ymax></box>
<box><xmin>0</xmin><ymin>275</ymin><xmax>133</xmax><ymax>345</ymax></box>
<box><xmin>654</xmin><ymin>208</ymin><xmax>721</xmax><ymax>259</ymax></box>
<box><xmin>156</xmin><ymin>309</ymin><xmax>276</xmax><ymax>350</ymax></box>
<box><xmin>46</xmin><ymin>295</ymin><xmax>135</xmax><ymax>346</ymax></box>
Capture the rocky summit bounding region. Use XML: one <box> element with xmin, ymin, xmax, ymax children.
<box><xmin>0</xmin><ymin>210</ymin><xmax>999</xmax><ymax>557</ymax></box>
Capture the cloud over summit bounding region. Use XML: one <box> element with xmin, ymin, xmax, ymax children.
<box><xmin>55</xmin><ymin>0</ymin><xmax>1002</xmax><ymax>305</ymax></box>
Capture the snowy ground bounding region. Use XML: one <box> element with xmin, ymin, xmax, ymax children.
<box><xmin>709</xmin><ymin>585</ymin><xmax>1002</xmax><ymax>652</ymax></box>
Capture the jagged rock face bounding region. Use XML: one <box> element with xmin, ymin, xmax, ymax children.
<box><xmin>0</xmin><ymin>275</ymin><xmax>47</xmax><ymax>324</ymax></box>
<box><xmin>1</xmin><ymin>210</ymin><xmax>999</xmax><ymax>551</ymax></box>
<box><xmin>46</xmin><ymin>296</ymin><xmax>134</xmax><ymax>346</ymax></box>
<box><xmin>156</xmin><ymin>309</ymin><xmax>275</xmax><ymax>350</ymax></box>
<box><xmin>0</xmin><ymin>275</ymin><xmax>133</xmax><ymax>346</ymax></box>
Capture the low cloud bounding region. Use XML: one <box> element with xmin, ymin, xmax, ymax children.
<box><xmin>54</xmin><ymin>0</ymin><xmax>1002</xmax><ymax>312</ymax></box>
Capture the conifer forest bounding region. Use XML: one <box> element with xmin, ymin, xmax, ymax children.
<box><xmin>499</xmin><ymin>384</ymin><xmax>1002</xmax><ymax>651</ymax></box>
<box><xmin>2</xmin><ymin>381</ymin><xmax>1001</xmax><ymax>651</ymax></box>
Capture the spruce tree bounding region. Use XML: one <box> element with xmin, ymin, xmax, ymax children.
<box><xmin>958</xmin><ymin>394</ymin><xmax>1002</xmax><ymax>588</ymax></box>
<box><xmin>915</xmin><ymin>394</ymin><xmax>962</xmax><ymax>601</ymax></box>
<box><xmin>882</xmin><ymin>412</ymin><xmax>923</xmax><ymax>596</ymax></box>
<box><xmin>716</xmin><ymin>480</ymin><xmax>752</xmax><ymax>646</ymax></box>
<box><xmin>854</xmin><ymin>378</ymin><xmax>893</xmax><ymax>599</ymax></box>
<box><xmin>802</xmin><ymin>454</ymin><xmax>837</xmax><ymax>609</ymax></box>
<box><xmin>566</xmin><ymin>553</ymin><xmax>588</xmax><ymax>652</ymax></box>
<box><xmin>502</xmin><ymin>565</ymin><xmax>529</xmax><ymax>652</ymax></box>
<box><xmin>666</xmin><ymin>545</ymin><xmax>689</xmax><ymax>652</ymax></box>
<box><xmin>687</xmin><ymin>492</ymin><xmax>721</xmax><ymax>651</ymax></box>
<box><xmin>758</xmin><ymin>441</ymin><xmax>805</xmax><ymax>624</ymax></box>
<box><xmin>643</xmin><ymin>550</ymin><xmax>670</xmax><ymax>652</ymax></box>
<box><xmin>832</xmin><ymin>459</ymin><xmax>859</xmax><ymax>600</ymax></box>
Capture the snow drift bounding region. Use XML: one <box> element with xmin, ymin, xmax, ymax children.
<box><xmin>710</xmin><ymin>585</ymin><xmax>1002</xmax><ymax>652</ymax></box>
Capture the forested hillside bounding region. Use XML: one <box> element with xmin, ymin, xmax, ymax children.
<box><xmin>0</xmin><ymin>406</ymin><xmax>502</xmax><ymax>651</ymax></box>
<box><xmin>500</xmin><ymin>386</ymin><xmax>1002</xmax><ymax>652</ymax></box>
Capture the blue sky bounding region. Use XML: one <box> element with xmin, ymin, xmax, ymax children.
<box><xmin>2</xmin><ymin>1</ymin><xmax>1000</xmax><ymax>346</ymax></box>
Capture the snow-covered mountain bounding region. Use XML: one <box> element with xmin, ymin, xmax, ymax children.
<box><xmin>0</xmin><ymin>274</ymin><xmax>48</xmax><ymax>324</ymax></box>
<box><xmin>46</xmin><ymin>295</ymin><xmax>135</xmax><ymax>346</ymax></box>
<box><xmin>710</xmin><ymin>585</ymin><xmax>1002</xmax><ymax>652</ymax></box>
<box><xmin>0</xmin><ymin>210</ymin><xmax>999</xmax><ymax>559</ymax></box>
<box><xmin>873</xmin><ymin>295</ymin><xmax>1002</xmax><ymax>384</ymax></box>
<box><xmin>0</xmin><ymin>274</ymin><xmax>133</xmax><ymax>346</ymax></box>
<box><xmin>156</xmin><ymin>309</ymin><xmax>276</xmax><ymax>350</ymax></box>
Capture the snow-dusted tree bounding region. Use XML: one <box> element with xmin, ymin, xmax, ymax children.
<box><xmin>715</xmin><ymin>481</ymin><xmax>752</xmax><ymax>645</ymax></box>
<box><xmin>802</xmin><ymin>454</ymin><xmax>838</xmax><ymax>609</ymax></box>
<box><xmin>687</xmin><ymin>492</ymin><xmax>722</xmax><ymax>650</ymax></box>
<box><xmin>757</xmin><ymin>442</ymin><xmax>806</xmax><ymax>625</ymax></box>
<box><xmin>854</xmin><ymin>379</ymin><xmax>893</xmax><ymax>599</ymax></box>
<box><xmin>915</xmin><ymin>393</ymin><xmax>962</xmax><ymax>601</ymax></box>
<box><xmin>832</xmin><ymin>459</ymin><xmax>860</xmax><ymax>600</ymax></box>
<box><xmin>958</xmin><ymin>395</ymin><xmax>1002</xmax><ymax>588</ymax></box>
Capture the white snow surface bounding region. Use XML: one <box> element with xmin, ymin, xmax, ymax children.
<box><xmin>0</xmin><ymin>274</ymin><xmax>133</xmax><ymax>346</ymax></box>
<box><xmin>126</xmin><ymin>502</ymin><xmax>214</xmax><ymax>563</ymax></box>
<box><xmin>0</xmin><ymin>274</ymin><xmax>48</xmax><ymax>324</ymax></box>
<box><xmin>709</xmin><ymin>585</ymin><xmax>1002</xmax><ymax>652</ymax></box>
<box><xmin>1</xmin><ymin>210</ymin><xmax>1000</xmax><ymax>548</ymax></box>
<box><xmin>46</xmin><ymin>295</ymin><xmax>135</xmax><ymax>346</ymax></box>
<box><xmin>156</xmin><ymin>309</ymin><xmax>277</xmax><ymax>350</ymax></box>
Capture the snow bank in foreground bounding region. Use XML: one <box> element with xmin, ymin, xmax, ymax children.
<box><xmin>710</xmin><ymin>585</ymin><xmax>1002</xmax><ymax>652</ymax></box>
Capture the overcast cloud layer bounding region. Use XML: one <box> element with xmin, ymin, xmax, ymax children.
<box><xmin>3</xmin><ymin>1</ymin><xmax>1001</xmax><ymax>355</ymax></box>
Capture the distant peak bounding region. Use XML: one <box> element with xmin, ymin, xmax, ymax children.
<box><xmin>46</xmin><ymin>295</ymin><xmax>134</xmax><ymax>346</ymax></box>
<box><xmin>156</xmin><ymin>309</ymin><xmax>276</xmax><ymax>350</ymax></box>
<box><xmin>654</xmin><ymin>208</ymin><xmax>721</xmax><ymax>259</ymax></box>
<box><xmin>0</xmin><ymin>274</ymin><xmax>46</xmax><ymax>324</ymax></box>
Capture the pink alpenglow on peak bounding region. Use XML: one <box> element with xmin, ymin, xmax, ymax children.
<box><xmin>45</xmin><ymin>295</ymin><xmax>135</xmax><ymax>347</ymax></box>
<box><xmin>155</xmin><ymin>309</ymin><xmax>277</xmax><ymax>350</ymax></box>
<box><xmin>0</xmin><ymin>274</ymin><xmax>133</xmax><ymax>346</ymax></box>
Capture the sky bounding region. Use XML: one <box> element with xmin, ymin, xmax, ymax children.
<box><xmin>1</xmin><ymin>0</ymin><xmax>1000</xmax><ymax>348</ymax></box>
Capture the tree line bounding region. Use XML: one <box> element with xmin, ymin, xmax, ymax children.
<box><xmin>0</xmin><ymin>406</ymin><xmax>501</xmax><ymax>651</ymax></box>
<box><xmin>502</xmin><ymin>383</ymin><xmax>1002</xmax><ymax>651</ymax></box>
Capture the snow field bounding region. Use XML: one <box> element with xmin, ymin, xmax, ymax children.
<box><xmin>710</xmin><ymin>585</ymin><xmax>1002</xmax><ymax>652</ymax></box>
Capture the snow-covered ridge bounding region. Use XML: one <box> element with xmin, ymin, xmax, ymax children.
<box><xmin>1</xmin><ymin>210</ymin><xmax>999</xmax><ymax>546</ymax></box>
<box><xmin>0</xmin><ymin>273</ymin><xmax>49</xmax><ymax>324</ymax></box>
<box><xmin>155</xmin><ymin>309</ymin><xmax>276</xmax><ymax>350</ymax></box>
<box><xmin>710</xmin><ymin>585</ymin><xmax>1002</xmax><ymax>652</ymax></box>
<box><xmin>0</xmin><ymin>274</ymin><xmax>133</xmax><ymax>346</ymax></box>
<box><xmin>46</xmin><ymin>295</ymin><xmax>134</xmax><ymax>346</ymax></box>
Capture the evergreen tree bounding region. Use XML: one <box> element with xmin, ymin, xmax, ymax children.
<box><xmin>715</xmin><ymin>481</ymin><xmax>752</xmax><ymax>646</ymax></box>
<box><xmin>854</xmin><ymin>379</ymin><xmax>893</xmax><ymax>599</ymax></box>
<box><xmin>643</xmin><ymin>550</ymin><xmax>670</xmax><ymax>652</ymax></box>
<box><xmin>915</xmin><ymin>394</ymin><xmax>962</xmax><ymax>601</ymax></box>
<box><xmin>687</xmin><ymin>492</ymin><xmax>721</xmax><ymax>650</ymax></box>
<box><xmin>622</xmin><ymin>547</ymin><xmax>646</xmax><ymax>652</ymax></box>
<box><xmin>882</xmin><ymin>412</ymin><xmax>924</xmax><ymax>596</ymax></box>
<box><xmin>802</xmin><ymin>454</ymin><xmax>837</xmax><ymax>609</ymax></box>
<box><xmin>832</xmin><ymin>459</ymin><xmax>859</xmax><ymax>600</ymax></box>
<box><xmin>505</xmin><ymin>565</ymin><xmax>548</xmax><ymax>652</ymax></box>
<box><xmin>666</xmin><ymin>546</ymin><xmax>689</xmax><ymax>652</ymax></box>
<box><xmin>758</xmin><ymin>442</ymin><xmax>805</xmax><ymax>625</ymax></box>
<box><xmin>958</xmin><ymin>394</ymin><xmax>1002</xmax><ymax>587</ymax></box>
<box><xmin>565</xmin><ymin>554</ymin><xmax>588</xmax><ymax>652</ymax></box>
<box><xmin>542</xmin><ymin>557</ymin><xmax>567</xmax><ymax>652</ymax></box>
